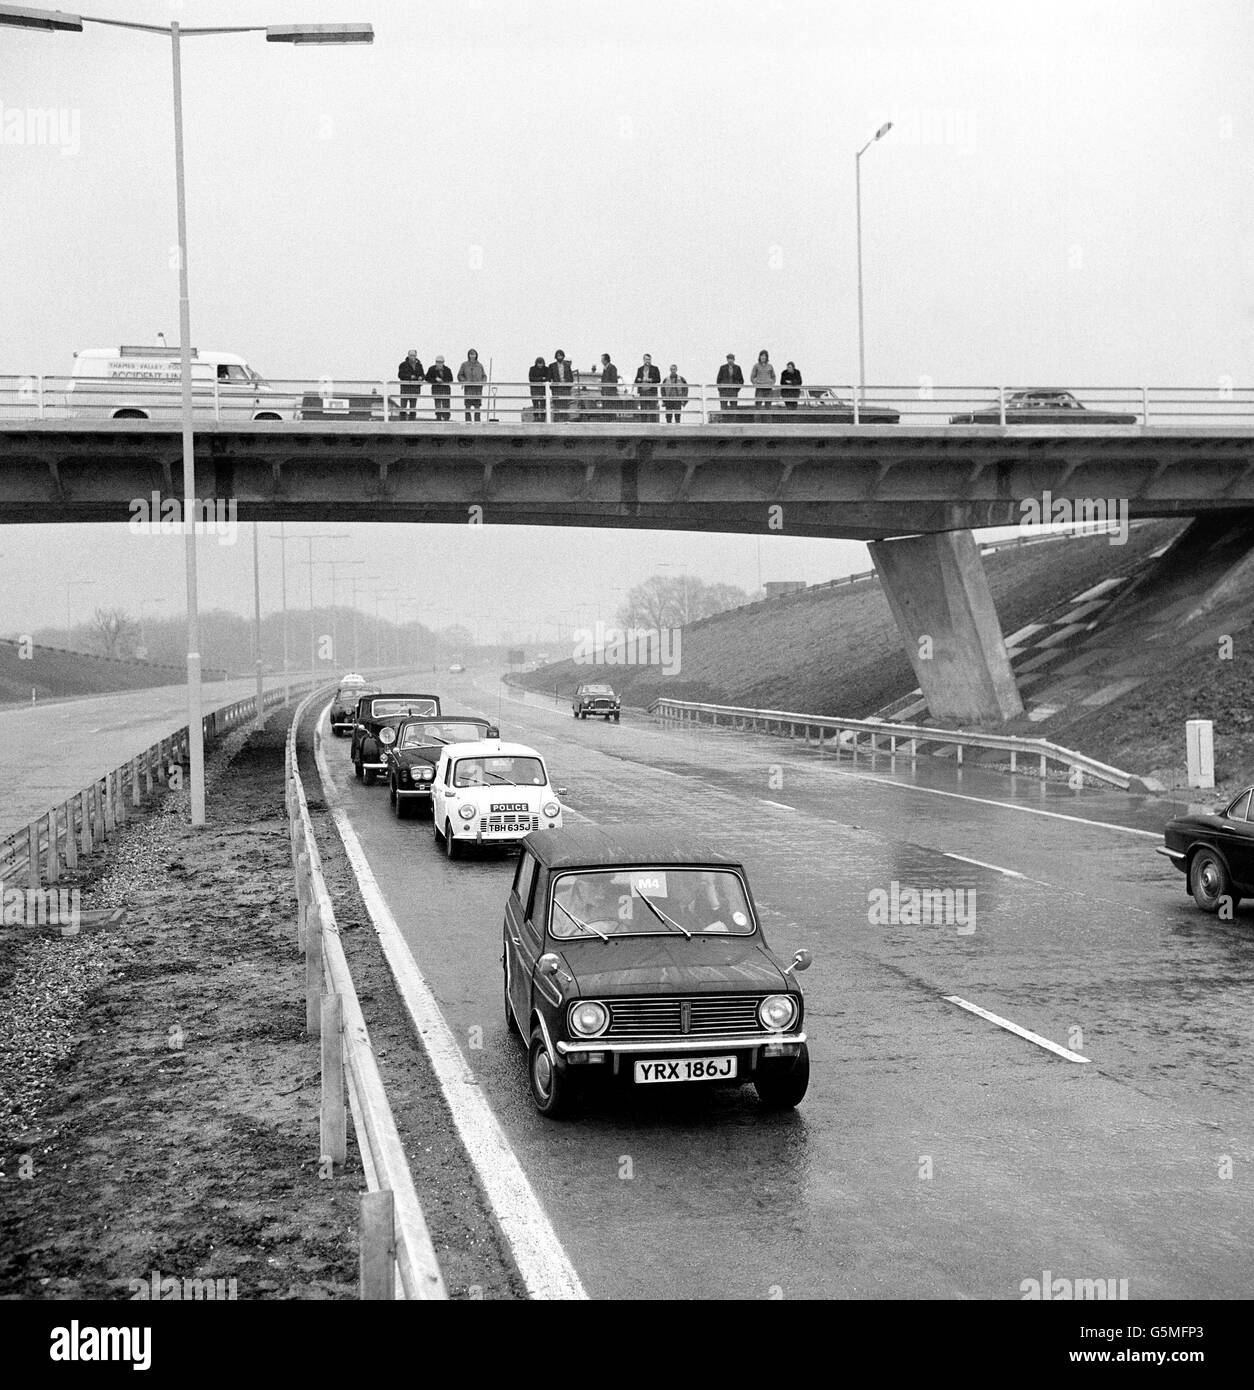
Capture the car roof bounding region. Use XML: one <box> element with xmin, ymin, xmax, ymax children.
<box><xmin>362</xmin><ymin>691</ymin><xmax>440</xmax><ymax>702</ymax></box>
<box><xmin>439</xmin><ymin>739</ymin><xmax>543</xmax><ymax>759</ymax></box>
<box><xmin>522</xmin><ymin>823</ymin><xmax>746</xmax><ymax>870</ymax></box>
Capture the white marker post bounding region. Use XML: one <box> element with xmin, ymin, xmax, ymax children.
<box><xmin>1186</xmin><ymin>719</ymin><xmax>1215</xmax><ymax>790</ymax></box>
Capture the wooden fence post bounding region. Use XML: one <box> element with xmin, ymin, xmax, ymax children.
<box><xmin>115</xmin><ymin>767</ymin><xmax>127</xmax><ymax>824</ymax></box>
<box><xmin>305</xmin><ymin>905</ymin><xmax>323</xmax><ymax>1035</ymax></box>
<box><xmin>46</xmin><ymin>808</ymin><xmax>59</xmax><ymax>884</ymax></box>
<box><xmin>145</xmin><ymin>748</ymin><xmax>154</xmax><ymax>795</ymax></box>
<box><xmin>80</xmin><ymin>788</ymin><xmax>93</xmax><ymax>856</ymax></box>
<box><xmin>103</xmin><ymin>774</ymin><xmax>115</xmax><ymax>834</ymax></box>
<box><xmin>359</xmin><ymin>1190</ymin><xmax>395</xmax><ymax>1300</ymax></box>
<box><xmin>321</xmin><ymin>993</ymin><xmax>346</xmax><ymax>1166</ymax></box>
<box><xmin>63</xmin><ymin>800</ymin><xmax>77</xmax><ymax>871</ymax></box>
<box><xmin>27</xmin><ymin>821</ymin><xmax>39</xmax><ymax>889</ymax></box>
<box><xmin>131</xmin><ymin>757</ymin><xmax>141</xmax><ymax>807</ymax></box>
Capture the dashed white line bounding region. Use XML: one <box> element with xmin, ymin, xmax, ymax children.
<box><xmin>759</xmin><ymin>798</ymin><xmax>797</xmax><ymax>811</ymax></box>
<box><xmin>944</xmin><ymin>995</ymin><xmax>1091</xmax><ymax>1063</ymax></box>
<box><xmin>942</xmin><ymin>852</ymin><xmax>1025</xmax><ymax>879</ymax></box>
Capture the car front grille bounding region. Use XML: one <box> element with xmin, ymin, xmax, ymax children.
<box><xmin>603</xmin><ymin>995</ymin><xmax>764</xmax><ymax>1039</ymax></box>
<box><xmin>589</xmin><ymin>701</ymin><xmax>615</xmax><ymax>710</ymax></box>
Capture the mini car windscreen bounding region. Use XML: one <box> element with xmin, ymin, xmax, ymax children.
<box><xmin>370</xmin><ymin>698</ymin><xmax>438</xmax><ymax>718</ymax></box>
<box><xmin>549</xmin><ymin>869</ymin><xmax>754</xmax><ymax>939</ymax></box>
<box><xmin>452</xmin><ymin>755</ymin><xmax>546</xmax><ymax>788</ymax></box>
<box><xmin>400</xmin><ymin>721</ymin><xmax>486</xmax><ymax>749</ymax></box>
<box><xmin>581</xmin><ymin>685</ymin><xmax>615</xmax><ymax>695</ymax></box>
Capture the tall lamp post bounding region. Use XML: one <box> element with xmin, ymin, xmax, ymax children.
<box><xmin>855</xmin><ymin>120</ymin><xmax>893</xmax><ymax>404</ymax></box>
<box><xmin>2</xmin><ymin>7</ymin><xmax>373</xmax><ymax>827</ymax></box>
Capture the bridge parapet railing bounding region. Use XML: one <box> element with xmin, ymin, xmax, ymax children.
<box><xmin>4</xmin><ymin>376</ymin><xmax>1254</xmax><ymax>428</ymax></box>
<box><xmin>649</xmin><ymin>697</ymin><xmax>1157</xmax><ymax>792</ymax></box>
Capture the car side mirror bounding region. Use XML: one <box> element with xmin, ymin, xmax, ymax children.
<box><xmin>784</xmin><ymin>948</ymin><xmax>812</xmax><ymax>975</ymax></box>
<box><xmin>487</xmin><ymin>726</ymin><xmax>500</xmax><ymax>739</ymax></box>
<box><xmin>556</xmin><ymin>786</ymin><xmax>568</xmax><ymax>797</ymax></box>
<box><xmin>537</xmin><ymin>953</ymin><xmax>562</xmax><ymax>978</ymax></box>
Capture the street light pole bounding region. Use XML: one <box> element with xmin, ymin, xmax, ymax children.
<box><xmin>856</xmin><ymin>120</ymin><xmax>893</xmax><ymax>404</ymax></box>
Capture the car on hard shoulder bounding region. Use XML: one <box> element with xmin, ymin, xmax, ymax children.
<box><xmin>330</xmin><ymin>677</ymin><xmax>378</xmax><ymax>737</ymax></box>
<box><xmin>448</xmin><ymin>662</ymin><xmax>465</xmax><ymax>673</ymax></box>
<box><xmin>385</xmin><ymin>715</ymin><xmax>500</xmax><ymax>819</ymax></box>
<box><xmin>350</xmin><ymin>692</ymin><xmax>442</xmax><ymax>785</ymax></box>
<box><xmin>949</xmin><ymin>388</ymin><xmax>1139</xmax><ymax>425</ymax></box>
<box><xmin>1157</xmin><ymin>786</ymin><xmax>1254</xmax><ymax>914</ymax></box>
<box><xmin>502</xmin><ymin>824</ymin><xmax>813</xmax><ymax>1118</ymax></box>
<box><xmin>431</xmin><ymin>739</ymin><xmax>563</xmax><ymax>858</ymax></box>
<box><xmin>572</xmin><ymin>682</ymin><xmax>620</xmax><ymax>721</ymax></box>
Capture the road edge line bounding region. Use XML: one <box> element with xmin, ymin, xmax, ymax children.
<box><xmin>944</xmin><ymin>994</ymin><xmax>1091</xmax><ymax>1063</ymax></box>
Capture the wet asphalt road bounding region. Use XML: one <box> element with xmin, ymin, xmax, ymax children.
<box><xmin>320</xmin><ymin>672</ymin><xmax>1254</xmax><ymax>1300</ymax></box>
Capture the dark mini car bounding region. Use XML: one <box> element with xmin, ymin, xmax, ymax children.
<box><xmin>948</xmin><ymin>388</ymin><xmax>1139</xmax><ymax>425</ymax></box>
<box><xmin>350</xmin><ymin>692</ymin><xmax>442</xmax><ymax>785</ymax></box>
<box><xmin>330</xmin><ymin>679</ymin><xmax>379</xmax><ymax>737</ymax></box>
<box><xmin>385</xmin><ymin>715</ymin><xmax>499</xmax><ymax>819</ymax></box>
<box><xmin>572</xmin><ymin>682</ymin><xmax>620</xmax><ymax>721</ymax></box>
<box><xmin>1157</xmin><ymin>785</ymin><xmax>1254</xmax><ymax>913</ymax></box>
<box><xmin>502</xmin><ymin>825</ymin><xmax>813</xmax><ymax>1118</ymax></box>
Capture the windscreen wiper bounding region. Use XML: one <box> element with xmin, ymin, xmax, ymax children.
<box><xmin>634</xmin><ymin>890</ymin><xmax>691</xmax><ymax>939</ymax></box>
<box><xmin>552</xmin><ymin>900</ymin><xmax>609</xmax><ymax>942</ymax></box>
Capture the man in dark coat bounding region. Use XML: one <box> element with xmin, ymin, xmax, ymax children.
<box><xmin>398</xmin><ymin>349</ymin><xmax>424</xmax><ymax>420</ymax></box>
<box><xmin>549</xmin><ymin>350</ymin><xmax>574</xmax><ymax>422</ymax></box>
<box><xmin>716</xmin><ymin>353</ymin><xmax>743</xmax><ymax>413</ymax></box>
<box><xmin>426</xmin><ymin>355</ymin><xmax>453</xmax><ymax>421</ymax></box>
<box><xmin>634</xmin><ymin>353</ymin><xmax>661</xmax><ymax>423</ymax></box>
<box><xmin>528</xmin><ymin>356</ymin><xmax>549</xmax><ymax>422</ymax></box>
<box><xmin>599</xmin><ymin>353</ymin><xmax>619</xmax><ymax>420</ymax></box>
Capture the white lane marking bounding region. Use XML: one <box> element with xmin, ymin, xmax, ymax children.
<box><xmin>944</xmin><ymin>995</ymin><xmax>1091</xmax><ymax>1063</ymax></box>
<box><xmin>804</xmin><ymin>761</ymin><xmax>1162</xmax><ymax>838</ymax></box>
<box><xmin>313</xmin><ymin>731</ymin><xmax>587</xmax><ymax>1301</ymax></box>
<box><xmin>942</xmin><ymin>852</ymin><xmax>1025</xmax><ymax>879</ymax></box>
<box><xmin>759</xmin><ymin>799</ymin><xmax>797</xmax><ymax>811</ymax></box>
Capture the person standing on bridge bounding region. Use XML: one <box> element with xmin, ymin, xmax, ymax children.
<box><xmin>716</xmin><ymin>353</ymin><xmax>743</xmax><ymax>413</ymax></box>
<box><xmin>528</xmin><ymin>356</ymin><xmax>549</xmax><ymax>421</ymax></box>
<box><xmin>662</xmin><ymin>364</ymin><xmax>689</xmax><ymax>423</ymax></box>
<box><xmin>549</xmin><ymin>350</ymin><xmax>574</xmax><ymax>422</ymax></box>
<box><xmin>634</xmin><ymin>353</ymin><xmax>661</xmax><ymax>423</ymax></box>
<box><xmin>751</xmin><ymin>349</ymin><xmax>776</xmax><ymax>411</ymax></box>
<box><xmin>426</xmin><ymin>355</ymin><xmax>453</xmax><ymax>421</ymax></box>
<box><xmin>599</xmin><ymin>353</ymin><xmax>620</xmax><ymax>420</ymax></box>
<box><xmin>780</xmin><ymin>360</ymin><xmax>803</xmax><ymax>409</ymax></box>
<box><xmin>458</xmin><ymin>349</ymin><xmax>487</xmax><ymax>422</ymax></box>
<box><xmin>397</xmin><ymin>349</ymin><xmax>424</xmax><ymax>420</ymax></box>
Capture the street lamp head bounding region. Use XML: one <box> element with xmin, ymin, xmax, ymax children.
<box><xmin>266</xmin><ymin>23</ymin><xmax>373</xmax><ymax>44</ymax></box>
<box><xmin>0</xmin><ymin>5</ymin><xmax>83</xmax><ymax>30</ymax></box>
<box><xmin>875</xmin><ymin>121</ymin><xmax>893</xmax><ymax>140</ymax></box>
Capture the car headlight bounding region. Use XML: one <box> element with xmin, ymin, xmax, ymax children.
<box><xmin>379</xmin><ymin>727</ymin><xmax>396</xmax><ymax>745</ymax></box>
<box><xmin>418</xmin><ymin>767</ymin><xmax>434</xmax><ymax>781</ymax></box>
<box><xmin>758</xmin><ymin>994</ymin><xmax>798</xmax><ymax>1032</ymax></box>
<box><xmin>542</xmin><ymin>801</ymin><xmax>560</xmax><ymax>819</ymax></box>
<box><xmin>458</xmin><ymin>803</ymin><xmax>477</xmax><ymax>820</ymax></box>
<box><xmin>569</xmin><ymin>1000</ymin><xmax>608</xmax><ymax>1037</ymax></box>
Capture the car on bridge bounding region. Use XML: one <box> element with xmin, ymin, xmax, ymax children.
<box><xmin>297</xmin><ymin>389</ymin><xmax>387</xmax><ymax>421</ymax></box>
<box><xmin>431</xmin><ymin>739</ymin><xmax>563</xmax><ymax>858</ymax></box>
<box><xmin>948</xmin><ymin>388</ymin><xmax>1139</xmax><ymax>425</ymax></box>
<box><xmin>385</xmin><ymin>715</ymin><xmax>499</xmax><ymax>819</ymax></box>
<box><xmin>502</xmin><ymin>825</ymin><xmax>813</xmax><ymax>1117</ymax></box>
<box><xmin>714</xmin><ymin>387</ymin><xmax>899</xmax><ymax>425</ymax></box>
<box><xmin>330</xmin><ymin>677</ymin><xmax>378</xmax><ymax>737</ymax></box>
<box><xmin>350</xmin><ymin>692</ymin><xmax>442</xmax><ymax>785</ymax></box>
<box><xmin>1157</xmin><ymin>785</ymin><xmax>1254</xmax><ymax>913</ymax></box>
<box><xmin>572</xmin><ymin>682</ymin><xmax>621</xmax><ymax>721</ymax></box>
<box><xmin>64</xmin><ymin>345</ymin><xmax>293</xmax><ymax>421</ymax></box>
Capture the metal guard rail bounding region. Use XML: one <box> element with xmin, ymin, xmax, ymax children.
<box><xmin>0</xmin><ymin>679</ymin><xmax>319</xmax><ymax>889</ymax></box>
<box><xmin>649</xmin><ymin>697</ymin><xmax>1157</xmax><ymax>792</ymax></box>
<box><xmin>285</xmin><ymin>685</ymin><xmax>447</xmax><ymax>1300</ymax></box>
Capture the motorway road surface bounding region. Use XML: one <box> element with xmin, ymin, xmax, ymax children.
<box><xmin>0</xmin><ymin>676</ymin><xmax>299</xmax><ymax>840</ymax></box>
<box><xmin>315</xmin><ymin>670</ymin><xmax>1254</xmax><ymax>1299</ymax></box>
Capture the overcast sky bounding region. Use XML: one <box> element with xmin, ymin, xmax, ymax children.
<box><xmin>2</xmin><ymin>0</ymin><xmax>1251</xmax><ymax>644</ymax></box>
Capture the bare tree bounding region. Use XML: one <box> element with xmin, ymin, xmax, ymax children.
<box><xmin>91</xmin><ymin>607</ymin><xmax>140</xmax><ymax>659</ymax></box>
<box><xmin>619</xmin><ymin>575</ymin><xmax>751</xmax><ymax>629</ymax></box>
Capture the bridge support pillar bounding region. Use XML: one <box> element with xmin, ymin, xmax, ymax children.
<box><xmin>868</xmin><ymin>529</ymin><xmax>1023</xmax><ymax>726</ymax></box>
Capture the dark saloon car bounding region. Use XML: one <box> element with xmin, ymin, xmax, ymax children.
<box><xmin>330</xmin><ymin>680</ymin><xmax>379</xmax><ymax>737</ymax></box>
<box><xmin>385</xmin><ymin>715</ymin><xmax>499</xmax><ymax>819</ymax></box>
<box><xmin>502</xmin><ymin>825</ymin><xmax>812</xmax><ymax>1118</ymax></box>
<box><xmin>949</xmin><ymin>388</ymin><xmax>1139</xmax><ymax>425</ymax></box>
<box><xmin>572</xmin><ymin>682</ymin><xmax>621</xmax><ymax>721</ymax></box>
<box><xmin>1157</xmin><ymin>785</ymin><xmax>1254</xmax><ymax>913</ymax></box>
<box><xmin>298</xmin><ymin>390</ymin><xmax>384</xmax><ymax>421</ymax></box>
<box><xmin>350</xmin><ymin>692</ymin><xmax>442</xmax><ymax>786</ymax></box>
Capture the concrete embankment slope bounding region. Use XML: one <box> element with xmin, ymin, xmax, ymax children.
<box><xmin>0</xmin><ymin>638</ymin><xmax>225</xmax><ymax>703</ymax></box>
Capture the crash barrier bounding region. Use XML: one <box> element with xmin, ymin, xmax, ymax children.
<box><xmin>4</xmin><ymin>376</ymin><xmax>1254</xmax><ymax>428</ymax></box>
<box><xmin>0</xmin><ymin>680</ymin><xmax>318</xmax><ymax>890</ymax></box>
<box><xmin>285</xmin><ymin>687</ymin><xmax>447</xmax><ymax>1301</ymax></box>
<box><xmin>650</xmin><ymin>697</ymin><xmax>1154</xmax><ymax>792</ymax></box>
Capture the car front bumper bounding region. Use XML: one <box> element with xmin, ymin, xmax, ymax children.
<box><xmin>1156</xmin><ymin>845</ymin><xmax>1186</xmax><ymax>867</ymax></box>
<box><xmin>556</xmin><ymin>1031</ymin><xmax>806</xmax><ymax>1057</ymax></box>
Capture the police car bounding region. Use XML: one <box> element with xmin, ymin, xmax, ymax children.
<box><xmin>431</xmin><ymin>739</ymin><xmax>563</xmax><ymax>859</ymax></box>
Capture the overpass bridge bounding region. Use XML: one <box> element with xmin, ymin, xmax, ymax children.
<box><xmin>4</xmin><ymin>403</ymin><xmax>1253</xmax><ymax>730</ymax></box>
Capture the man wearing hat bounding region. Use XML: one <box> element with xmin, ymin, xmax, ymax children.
<box><xmin>716</xmin><ymin>353</ymin><xmax>743</xmax><ymax>413</ymax></box>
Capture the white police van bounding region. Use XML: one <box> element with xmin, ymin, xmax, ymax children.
<box><xmin>431</xmin><ymin>739</ymin><xmax>563</xmax><ymax>859</ymax></box>
<box><xmin>66</xmin><ymin>346</ymin><xmax>292</xmax><ymax>421</ymax></box>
